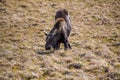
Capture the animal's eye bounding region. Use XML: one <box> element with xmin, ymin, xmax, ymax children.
<box><xmin>46</xmin><ymin>36</ymin><xmax>50</xmax><ymax>39</ymax></box>
<box><xmin>46</xmin><ymin>36</ymin><xmax>52</xmax><ymax>42</ymax></box>
<box><xmin>46</xmin><ymin>38</ymin><xmax>49</xmax><ymax>42</ymax></box>
<box><xmin>46</xmin><ymin>37</ymin><xmax>49</xmax><ymax>41</ymax></box>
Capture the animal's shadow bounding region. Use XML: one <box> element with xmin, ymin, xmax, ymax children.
<box><xmin>36</xmin><ymin>50</ymin><xmax>55</xmax><ymax>55</ymax></box>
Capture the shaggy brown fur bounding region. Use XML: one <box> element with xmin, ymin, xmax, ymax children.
<box><xmin>45</xmin><ymin>9</ymin><xmax>72</xmax><ymax>50</ymax></box>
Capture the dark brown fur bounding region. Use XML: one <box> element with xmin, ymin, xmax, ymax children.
<box><xmin>45</xmin><ymin>9</ymin><xmax>72</xmax><ymax>50</ymax></box>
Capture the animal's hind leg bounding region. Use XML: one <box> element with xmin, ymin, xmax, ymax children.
<box><xmin>68</xmin><ymin>43</ymin><xmax>71</xmax><ymax>49</ymax></box>
<box><xmin>63</xmin><ymin>40</ymin><xmax>71</xmax><ymax>50</ymax></box>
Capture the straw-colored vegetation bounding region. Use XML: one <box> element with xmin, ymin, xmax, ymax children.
<box><xmin>0</xmin><ymin>0</ymin><xmax>120</xmax><ymax>80</ymax></box>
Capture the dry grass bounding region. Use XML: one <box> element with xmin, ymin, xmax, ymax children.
<box><xmin>0</xmin><ymin>0</ymin><xmax>120</xmax><ymax>80</ymax></box>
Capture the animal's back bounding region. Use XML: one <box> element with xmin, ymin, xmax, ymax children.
<box><xmin>55</xmin><ymin>18</ymin><xmax>69</xmax><ymax>39</ymax></box>
<box><xmin>55</xmin><ymin>9</ymin><xmax>72</xmax><ymax>35</ymax></box>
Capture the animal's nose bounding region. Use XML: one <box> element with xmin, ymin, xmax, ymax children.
<box><xmin>45</xmin><ymin>46</ymin><xmax>51</xmax><ymax>50</ymax></box>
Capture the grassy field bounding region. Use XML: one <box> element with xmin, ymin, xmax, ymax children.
<box><xmin>0</xmin><ymin>0</ymin><xmax>120</xmax><ymax>80</ymax></box>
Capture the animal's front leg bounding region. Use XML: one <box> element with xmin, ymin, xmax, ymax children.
<box><xmin>54</xmin><ymin>43</ymin><xmax>60</xmax><ymax>50</ymax></box>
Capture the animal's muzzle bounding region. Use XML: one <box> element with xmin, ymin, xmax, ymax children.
<box><xmin>45</xmin><ymin>45</ymin><xmax>51</xmax><ymax>50</ymax></box>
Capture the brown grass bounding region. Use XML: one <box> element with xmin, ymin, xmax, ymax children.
<box><xmin>0</xmin><ymin>0</ymin><xmax>120</xmax><ymax>80</ymax></box>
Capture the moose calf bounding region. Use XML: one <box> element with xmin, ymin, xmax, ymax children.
<box><xmin>45</xmin><ymin>9</ymin><xmax>72</xmax><ymax>50</ymax></box>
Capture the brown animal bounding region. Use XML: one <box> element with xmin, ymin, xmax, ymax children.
<box><xmin>45</xmin><ymin>9</ymin><xmax>72</xmax><ymax>50</ymax></box>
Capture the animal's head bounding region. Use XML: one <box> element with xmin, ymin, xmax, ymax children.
<box><xmin>44</xmin><ymin>30</ymin><xmax>57</xmax><ymax>50</ymax></box>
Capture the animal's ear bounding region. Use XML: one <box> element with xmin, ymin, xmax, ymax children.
<box><xmin>44</xmin><ymin>31</ymin><xmax>48</xmax><ymax>36</ymax></box>
<box><xmin>44</xmin><ymin>33</ymin><xmax>48</xmax><ymax>36</ymax></box>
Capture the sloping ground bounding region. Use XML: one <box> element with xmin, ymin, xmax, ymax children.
<box><xmin>0</xmin><ymin>0</ymin><xmax>120</xmax><ymax>80</ymax></box>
